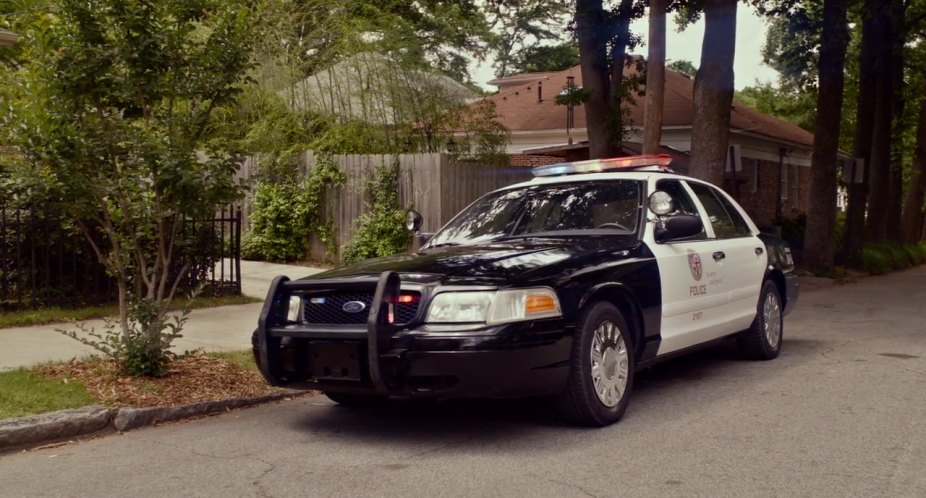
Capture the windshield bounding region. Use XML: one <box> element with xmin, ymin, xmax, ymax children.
<box><xmin>427</xmin><ymin>180</ymin><xmax>642</xmax><ymax>247</ymax></box>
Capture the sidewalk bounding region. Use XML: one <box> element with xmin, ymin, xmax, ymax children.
<box><xmin>0</xmin><ymin>261</ymin><xmax>326</xmax><ymax>372</ymax></box>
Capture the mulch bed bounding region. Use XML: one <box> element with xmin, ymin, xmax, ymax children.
<box><xmin>38</xmin><ymin>354</ymin><xmax>293</xmax><ymax>408</ymax></box>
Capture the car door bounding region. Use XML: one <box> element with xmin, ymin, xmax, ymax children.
<box><xmin>685</xmin><ymin>181</ymin><xmax>767</xmax><ymax>334</ymax></box>
<box><xmin>646</xmin><ymin>178</ymin><xmax>732</xmax><ymax>355</ymax></box>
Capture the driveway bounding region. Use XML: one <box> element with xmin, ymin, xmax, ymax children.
<box><xmin>1</xmin><ymin>266</ymin><xmax>924</xmax><ymax>496</ymax></box>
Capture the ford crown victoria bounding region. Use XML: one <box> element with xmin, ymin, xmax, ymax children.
<box><xmin>252</xmin><ymin>154</ymin><xmax>799</xmax><ymax>426</ymax></box>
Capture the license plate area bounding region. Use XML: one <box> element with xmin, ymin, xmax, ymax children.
<box><xmin>308</xmin><ymin>341</ymin><xmax>363</xmax><ymax>382</ymax></box>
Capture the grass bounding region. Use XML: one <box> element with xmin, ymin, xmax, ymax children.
<box><xmin>0</xmin><ymin>368</ymin><xmax>96</xmax><ymax>419</ymax></box>
<box><xmin>0</xmin><ymin>294</ymin><xmax>260</xmax><ymax>330</ymax></box>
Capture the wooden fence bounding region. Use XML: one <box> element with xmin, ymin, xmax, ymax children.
<box><xmin>236</xmin><ymin>153</ymin><xmax>534</xmax><ymax>261</ymax></box>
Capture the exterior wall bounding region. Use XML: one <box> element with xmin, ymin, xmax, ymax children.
<box><xmin>722</xmin><ymin>158</ymin><xmax>811</xmax><ymax>228</ymax></box>
<box><xmin>509</xmin><ymin>154</ymin><xmax>567</xmax><ymax>167</ymax></box>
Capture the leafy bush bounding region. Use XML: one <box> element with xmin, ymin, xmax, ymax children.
<box><xmin>861</xmin><ymin>243</ymin><xmax>926</xmax><ymax>275</ymax></box>
<box><xmin>341</xmin><ymin>162</ymin><xmax>412</xmax><ymax>264</ymax></box>
<box><xmin>243</xmin><ymin>156</ymin><xmax>346</xmax><ymax>262</ymax></box>
<box><xmin>58</xmin><ymin>298</ymin><xmax>189</xmax><ymax>377</ymax></box>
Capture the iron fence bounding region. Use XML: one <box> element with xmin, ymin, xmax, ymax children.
<box><xmin>0</xmin><ymin>206</ymin><xmax>241</xmax><ymax>311</ymax></box>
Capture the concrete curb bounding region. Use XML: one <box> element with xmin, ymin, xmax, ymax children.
<box><xmin>0</xmin><ymin>392</ymin><xmax>302</xmax><ymax>453</ymax></box>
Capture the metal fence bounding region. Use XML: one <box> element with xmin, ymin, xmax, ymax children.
<box><xmin>0</xmin><ymin>206</ymin><xmax>242</xmax><ymax>311</ymax></box>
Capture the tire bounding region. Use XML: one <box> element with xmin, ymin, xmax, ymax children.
<box><xmin>555</xmin><ymin>301</ymin><xmax>634</xmax><ymax>427</ymax></box>
<box><xmin>737</xmin><ymin>280</ymin><xmax>784</xmax><ymax>360</ymax></box>
<box><xmin>324</xmin><ymin>392</ymin><xmax>388</xmax><ymax>407</ymax></box>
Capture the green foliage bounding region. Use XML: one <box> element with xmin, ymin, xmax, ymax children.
<box><xmin>667</xmin><ymin>59</ymin><xmax>698</xmax><ymax>78</ymax></box>
<box><xmin>735</xmin><ymin>83</ymin><xmax>817</xmax><ymax>133</ymax></box>
<box><xmin>341</xmin><ymin>161</ymin><xmax>412</xmax><ymax>264</ymax></box>
<box><xmin>1</xmin><ymin>0</ymin><xmax>256</xmax><ymax>376</ymax></box>
<box><xmin>0</xmin><ymin>368</ymin><xmax>95</xmax><ymax>420</ymax></box>
<box><xmin>860</xmin><ymin>243</ymin><xmax>926</xmax><ymax>275</ymax></box>
<box><xmin>58</xmin><ymin>299</ymin><xmax>189</xmax><ymax>377</ymax></box>
<box><xmin>243</xmin><ymin>155</ymin><xmax>346</xmax><ymax>262</ymax></box>
<box><xmin>487</xmin><ymin>0</ymin><xmax>574</xmax><ymax>78</ymax></box>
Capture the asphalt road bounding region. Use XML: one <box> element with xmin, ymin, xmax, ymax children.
<box><xmin>2</xmin><ymin>267</ymin><xmax>925</xmax><ymax>497</ymax></box>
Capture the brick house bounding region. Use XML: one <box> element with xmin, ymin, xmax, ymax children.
<box><xmin>483</xmin><ymin>64</ymin><xmax>814</xmax><ymax>228</ymax></box>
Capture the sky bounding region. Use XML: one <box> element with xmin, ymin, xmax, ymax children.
<box><xmin>472</xmin><ymin>5</ymin><xmax>779</xmax><ymax>92</ymax></box>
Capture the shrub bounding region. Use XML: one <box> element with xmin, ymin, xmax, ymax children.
<box><xmin>860</xmin><ymin>242</ymin><xmax>926</xmax><ymax>276</ymax></box>
<box><xmin>341</xmin><ymin>161</ymin><xmax>412</xmax><ymax>264</ymax></box>
<box><xmin>243</xmin><ymin>156</ymin><xmax>345</xmax><ymax>262</ymax></box>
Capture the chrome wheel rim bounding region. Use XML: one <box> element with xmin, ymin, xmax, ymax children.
<box><xmin>590</xmin><ymin>320</ymin><xmax>629</xmax><ymax>408</ymax></box>
<box><xmin>764</xmin><ymin>292</ymin><xmax>782</xmax><ymax>349</ymax></box>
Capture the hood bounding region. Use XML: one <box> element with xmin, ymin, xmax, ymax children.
<box><xmin>303</xmin><ymin>236</ymin><xmax>642</xmax><ymax>286</ymax></box>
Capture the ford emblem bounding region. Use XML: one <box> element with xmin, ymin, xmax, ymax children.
<box><xmin>342</xmin><ymin>301</ymin><xmax>366</xmax><ymax>314</ymax></box>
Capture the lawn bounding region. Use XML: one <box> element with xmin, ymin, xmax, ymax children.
<box><xmin>0</xmin><ymin>294</ymin><xmax>260</xmax><ymax>329</ymax></box>
<box><xmin>0</xmin><ymin>368</ymin><xmax>96</xmax><ymax>419</ymax></box>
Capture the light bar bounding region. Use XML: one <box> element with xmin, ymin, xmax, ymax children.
<box><xmin>532</xmin><ymin>154</ymin><xmax>673</xmax><ymax>177</ymax></box>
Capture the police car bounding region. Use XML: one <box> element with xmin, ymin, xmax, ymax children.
<box><xmin>253</xmin><ymin>154</ymin><xmax>799</xmax><ymax>426</ymax></box>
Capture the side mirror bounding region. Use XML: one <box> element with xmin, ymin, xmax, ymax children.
<box><xmin>406</xmin><ymin>210</ymin><xmax>423</xmax><ymax>233</ymax></box>
<box><xmin>655</xmin><ymin>214</ymin><xmax>703</xmax><ymax>243</ymax></box>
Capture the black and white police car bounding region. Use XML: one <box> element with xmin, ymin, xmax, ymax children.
<box><xmin>253</xmin><ymin>154</ymin><xmax>799</xmax><ymax>426</ymax></box>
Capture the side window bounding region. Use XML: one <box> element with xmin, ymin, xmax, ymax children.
<box><xmin>655</xmin><ymin>179</ymin><xmax>706</xmax><ymax>240</ymax></box>
<box><xmin>712</xmin><ymin>188</ymin><xmax>752</xmax><ymax>235</ymax></box>
<box><xmin>687</xmin><ymin>182</ymin><xmax>748</xmax><ymax>238</ymax></box>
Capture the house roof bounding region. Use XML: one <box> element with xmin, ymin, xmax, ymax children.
<box><xmin>484</xmin><ymin>64</ymin><xmax>814</xmax><ymax>148</ymax></box>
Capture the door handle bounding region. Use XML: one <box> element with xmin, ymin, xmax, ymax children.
<box><xmin>713</xmin><ymin>251</ymin><xmax>726</xmax><ymax>261</ymax></box>
<box><xmin>755</xmin><ymin>247</ymin><xmax>764</xmax><ymax>255</ymax></box>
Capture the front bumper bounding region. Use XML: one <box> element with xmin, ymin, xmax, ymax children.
<box><xmin>784</xmin><ymin>271</ymin><xmax>800</xmax><ymax>316</ymax></box>
<box><xmin>253</xmin><ymin>272</ymin><xmax>572</xmax><ymax>399</ymax></box>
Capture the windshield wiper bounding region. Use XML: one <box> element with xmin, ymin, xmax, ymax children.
<box><xmin>426</xmin><ymin>242</ymin><xmax>460</xmax><ymax>248</ymax></box>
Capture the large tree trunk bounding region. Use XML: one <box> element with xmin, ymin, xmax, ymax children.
<box><xmin>840</xmin><ymin>5</ymin><xmax>877</xmax><ymax>266</ymax></box>
<box><xmin>689</xmin><ymin>0</ymin><xmax>737</xmax><ymax>186</ymax></box>
<box><xmin>607</xmin><ymin>0</ymin><xmax>635</xmax><ymax>149</ymax></box>
<box><xmin>804</xmin><ymin>0</ymin><xmax>849</xmax><ymax>274</ymax></box>
<box><xmin>886</xmin><ymin>0</ymin><xmax>907</xmax><ymax>242</ymax></box>
<box><xmin>864</xmin><ymin>3</ymin><xmax>894</xmax><ymax>243</ymax></box>
<box><xmin>901</xmin><ymin>76</ymin><xmax>926</xmax><ymax>244</ymax></box>
<box><xmin>576</xmin><ymin>0</ymin><xmax>617</xmax><ymax>158</ymax></box>
<box><xmin>643</xmin><ymin>0</ymin><xmax>666</xmax><ymax>154</ymax></box>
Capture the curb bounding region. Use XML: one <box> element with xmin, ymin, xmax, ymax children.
<box><xmin>0</xmin><ymin>391</ymin><xmax>302</xmax><ymax>453</ymax></box>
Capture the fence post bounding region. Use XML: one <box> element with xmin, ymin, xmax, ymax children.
<box><xmin>235</xmin><ymin>207</ymin><xmax>242</xmax><ymax>295</ymax></box>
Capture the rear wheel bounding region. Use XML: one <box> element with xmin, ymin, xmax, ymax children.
<box><xmin>324</xmin><ymin>392</ymin><xmax>388</xmax><ymax>407</ymax></box>
<box><xmin>737</xmin><ymin>280</ymin><xmax>783</xmax><ymax>360</ymax></box>
<box><xmin>556</xmin><ymin>301</ymin><xmax>634</xmax><ymax>426</ymax></box>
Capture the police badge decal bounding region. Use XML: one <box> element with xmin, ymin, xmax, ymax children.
<box><xmin>687</xmin><ymin>250</ymin><xmax>703</xmax><ymax>281</ymax></box>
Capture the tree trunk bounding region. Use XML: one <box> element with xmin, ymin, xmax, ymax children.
<box><xmin>864</xmin><ymin>3</ymin><xmax>894</xmax><ymax>243</ymax></box>
<box><xmin>901</xmin><ymin>76</ymin><xmax>926</xmax><ymax>244</ymax></box>
<box><xmin>643</xmin><ymin>0</ymin><xmax>666</xmax><ymax>154</ymax></box>
<box><xmin>840</xmin><ymin>4</ymin><xmax>877</xmax><ymax>266</ymax></box>
<box><xmin>576</xmin><ymin>0</ymin><xmax>617</xmax><ymax>158</ymax></box>
<box><xmin>689</xmin><ymin>0</ymin><xmax>737</xmax><ymax>186</ymax></box>
<box><xmin>608</xmin><ymin>0</ymin><xmax>635</xmax><ymax>150</ymax></box>
<box><xmin>886</xmin><ymin>0</ymin><xmax>907</xmax><ymax>242</ymax></box>
<box><xmin>804</xmin><ymin>0</ymin><xmax>849</xmax><ymax>274</ymax></box>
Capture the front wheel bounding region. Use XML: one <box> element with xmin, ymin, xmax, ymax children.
<box><xmin>737</xmin><ymin>280</ymin><xmax>783</xmax><ymax>360</ymax></box>
<box><xmin>555</xmin><ymin>301</ymin><xmax>634</xmax><ymax>426</ymax></box>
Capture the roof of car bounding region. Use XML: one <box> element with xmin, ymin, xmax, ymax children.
<box><xmin>505</xmin><ymin>170</ymin><xmax>692</xmax><ymax>190</ymax></box>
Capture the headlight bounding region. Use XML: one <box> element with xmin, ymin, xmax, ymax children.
<box><xmin>487</xmin><ymin>288</ymin><xmax>562</xmax><ymax>324</ymax></box>
<box><xmin>425</xmin><ymin>287</ymin><xmax>562</xmax><ymax>324</ymax></box>
<box><xmin>286</xmin><ymin>295</ymin><xmax>302</xmax><ymax>322</ymax></box>
<box><xmin>426</xmin><ymin>292</ymin><xmax>494</xmax><ymax>323</ymax></box>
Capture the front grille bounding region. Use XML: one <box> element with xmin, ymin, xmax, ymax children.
<box><xmin>302</xmin><ymin>291</ymin><xmax>421</xmax><ymax>325</ymax></box>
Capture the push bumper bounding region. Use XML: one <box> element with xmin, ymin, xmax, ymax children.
<box><xmin>784</xmin><ymin>271</ymin><xmax>800</xmax><ymax>316</ymax></box>
<box><xmin>254</xmin><ymin>272</ymin><xmax>572</xmax><ymax>399</ymax></box>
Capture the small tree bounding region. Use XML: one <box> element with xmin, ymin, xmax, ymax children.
<box><xmin>0</xmin><ymin>0</ymin><xmax>256</xmax><ymax>375</ymax></box>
